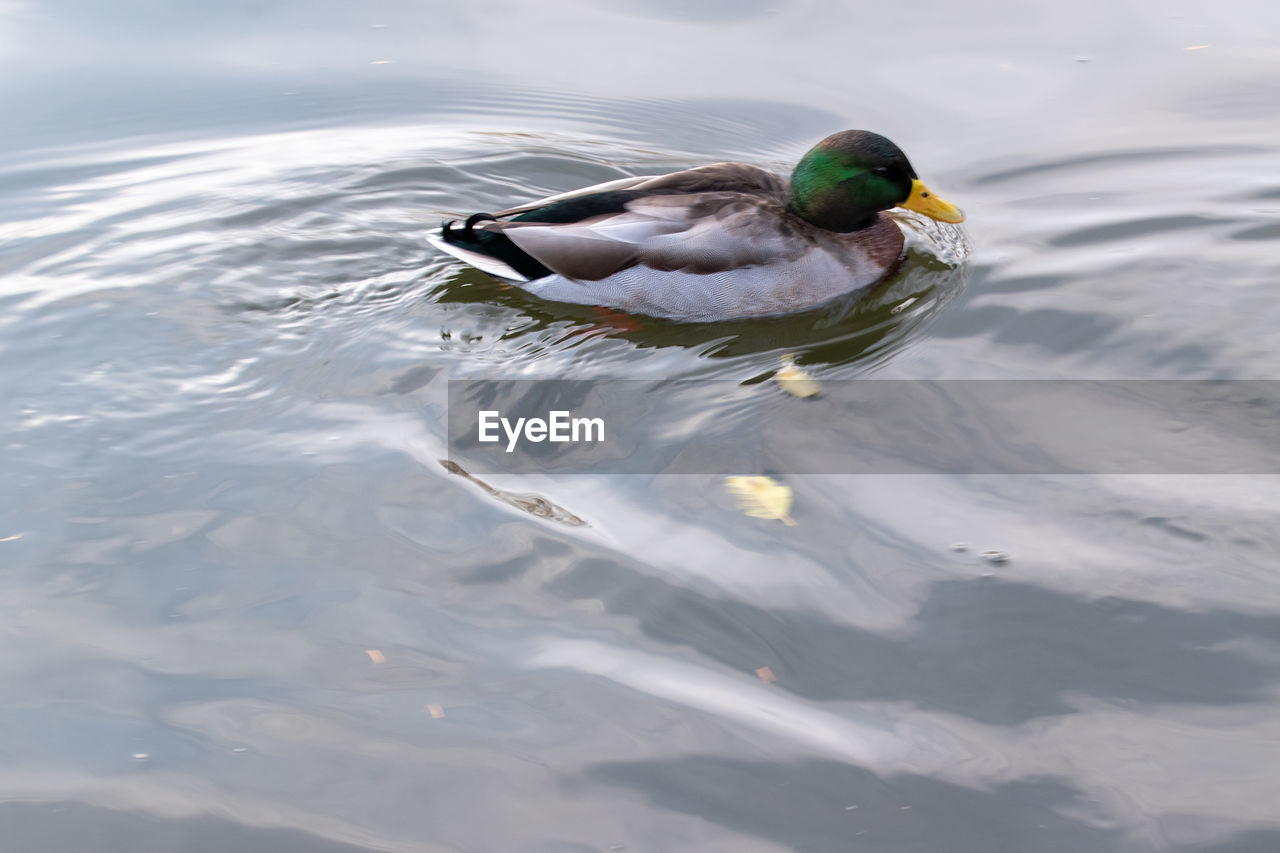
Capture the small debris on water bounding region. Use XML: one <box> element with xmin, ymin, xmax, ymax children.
<box><xmin>755</xmin><ymin>666</ymin><xmax>776</xmax><ymax>683</ymax></box>
<box><xmin>131</xmin><ymin>752</ymin><xmax>150</xmax><ymax>761</ymax></box>
<box><xmin>949</xmin><ymin>542</ymin><xmax>969</xmax><ymax>552</ymax></box>
<box><xmin>427</xmin><ymin>704</ymin><xmax>446</xmax><ymax>719</ymax></box>
<box><xmin>774</xmin><ymin>355</ymin><xmax>821</xmax><ymax>398</ymax></box>
<box><xmin>980</xmin><ymin>550</ymin><xmax>1011</xmax><ymax>565</ymax></box>
<box><xmin>365</xmin><ymin>649</ymin><xmax>386</xmax><ymax>664</ymax></box>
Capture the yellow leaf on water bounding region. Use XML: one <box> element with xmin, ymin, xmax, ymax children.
<box><xmin>427</xmin><ymin>704</ymin><xmax>445</xmax><ymax>719</ymax></box>
<box><xmin>774</xmin><ymin>355</ymin><xmax>820</xmax><ymax>398</ymax></box>
<box><xmin>365</xmin><ymin>649</ymin><xmax>386</xmax><ymax>664</ymax></box>
<box><xmin>755</xmin><ymin>666</ymin><xmax>777</xmax><ymax>683</ymax></box>
<box><xmin>725</xmin><ymin>476</ymin><xmax>796</xmax><ymax>525</ymax></box>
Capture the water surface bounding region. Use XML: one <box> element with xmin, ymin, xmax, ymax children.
<box><xmin>3</xmin><ymin>1</ymin><xmax>1280</xmax><ymax>851</ymax></box>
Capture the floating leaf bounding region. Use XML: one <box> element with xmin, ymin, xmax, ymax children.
<box><xmin>0</xmin><ymin>534</ymin><xmax>20</xmax><ymax>543</ymax></box>
<box><xmin>427</xmin><ymin>703</ymin><xmax>445</xmax><ymax>719</ymax></box>
<box><xmin>725</xmin><ymin>476</ymin><xmax>796</xmax><ymax>525</ymax></box>
<box><xmin>755</xmin><ymin>666</ymin><xmax>776</xmax><ymax>683</ymax></box>
<box><xmin>774</xmin><ymin>355</ymin><xmax>820</xmax><ymax>398</ymax></box>
<box><xmin>365</xmin><ymin>649</ymin><xmax>386</xmax><ymax>664</ymax></box>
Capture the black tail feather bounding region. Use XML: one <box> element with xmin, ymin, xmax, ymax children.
<box><xmin>463</xmin><ymin>212</ymin><xmax>497</xmax><ymax>237</ymax></box>
<box><xmin>439</xmin><ymin>212</ymin><xmax>552</xmax><ymax>280</ymax></box>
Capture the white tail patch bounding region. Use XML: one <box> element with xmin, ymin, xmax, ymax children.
<box><xmin>426</xmin><ymin>230</ymin><xmax>529</xmax><ymax>281</ymax></box>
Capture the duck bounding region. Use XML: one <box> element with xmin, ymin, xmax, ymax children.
<box><xmin>430</xmin><ymin>130</ymin><xmax>964</xmax><ymax>323</ymax></box>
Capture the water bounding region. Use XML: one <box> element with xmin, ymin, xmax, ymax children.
<box><xmin>3</xmin><ymin>1</ymin><xmax>1280</xmax><ymax>850</ymax></box>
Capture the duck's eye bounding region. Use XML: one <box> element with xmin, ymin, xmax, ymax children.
<box><xmin>871</xmin><ymin>166</ymin><xmax>890</xmax><ymax>177</ymax></box>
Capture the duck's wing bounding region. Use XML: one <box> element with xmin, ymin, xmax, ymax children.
<box><xmin>433</xmin><ymin>163</ymin><xmax>792</xmax><ymax>280</ymax></box>
<box><xmin>497</xmin><ymin>191</ymin><xmax>804</xmax><ymax>282</ymax></box>
<box><xmin>497</xmin><ymin>162</ymin><xmax>789</xmax><ymax>219</ymax></box>
<box><xmin>476</xmin><ymin>163</ymin><xmax>791</xmax><ymax>279</ymax></box>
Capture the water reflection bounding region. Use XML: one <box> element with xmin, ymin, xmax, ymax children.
<box><xmin>548</xmin><ymin>565</ymin><xmax>1280</xmax><ymax>724</ymax></box>
<box><xmin>588</xmin><ymin>756</ymin><xmax>1124</xmax><ymax>853</ymax></box>
<box><xmin>430</xmin><ymin>242</ymin><xmax>970</xmax><ymax>369</ymax></box>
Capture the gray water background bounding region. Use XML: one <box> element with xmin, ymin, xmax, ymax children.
<box><xmin>3</xmin><ymin>1</ymin><xmax>1280</xmax><ymax>851</ymax></box>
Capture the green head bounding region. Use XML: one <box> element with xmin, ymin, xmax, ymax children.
<box><xmin>788</xmin><ymin>130</ymin><xmax>964</xmax><ymax>231</ymax></box>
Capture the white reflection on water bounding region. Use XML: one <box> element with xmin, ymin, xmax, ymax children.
<box><xmin>527</xmin><ymin>636</ymin><xmax>907</xmax><ymax>766</ymax></box>
<box><xmin>527</xmin><ymin>633</ymin><xmax>1280</xmax><ymax>848</ymax></box>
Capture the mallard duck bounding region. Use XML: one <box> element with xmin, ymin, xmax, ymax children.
<box><xmin>431</xmin><ymin>130</ymin><xmax>963</xmax><ymax>322</ymax></box>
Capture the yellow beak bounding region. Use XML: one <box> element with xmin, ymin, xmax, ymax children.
<box><xmin>896</xmin><ymin>179</ymin><xmax>965</xmax><ymax>223</ymax></box>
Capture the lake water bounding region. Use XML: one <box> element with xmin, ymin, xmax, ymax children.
<box><xmin>4</xmin><ymin>1</ymin><xmax>1280</xmax><ymax>851</ymax></box>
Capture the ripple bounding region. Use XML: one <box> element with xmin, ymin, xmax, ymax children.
<box><xmin>1048</xmin><ymin>215</ymin><xmax>1235</xmax><ymax>247</ymax></box>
